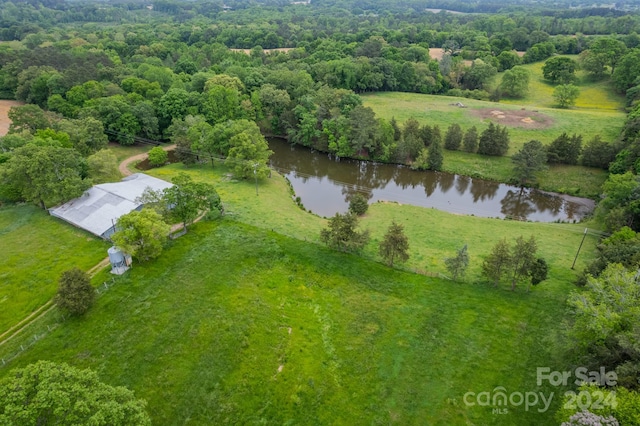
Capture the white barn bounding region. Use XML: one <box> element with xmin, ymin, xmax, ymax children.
<box><xmin>49</xmin><ymin>173</ymin><xmax>173</xmax><ymax>239</ymax></box>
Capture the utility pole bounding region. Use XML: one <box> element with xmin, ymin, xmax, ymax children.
<box><xmin>571</xmin><ymin>228</ymin><xmax>588</xmax><ymax>270</ymax></box>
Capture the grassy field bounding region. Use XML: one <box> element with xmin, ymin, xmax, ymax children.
<box><xmin>0</xmin><ymin>157</ymin><xmax>602</xmax><ymax>424</ymax></box>
<box><xmin>361</xmin><ymin>76</ymin><xmax>619</xmax><ymax>197</ymax></box>
<box><xmin>0</xmin><ymin>204</ymin><xmax>108</xmax><ymax>334</ymax></box>
<box><xmin>0</xmin><ymin>219</ymin><xmax>590</xmax><ymax>425</ymax></box>
<box><xmin>361</xmin><ymin>92</ymin><xmax>625</xmax><ymax>155</ymax></box>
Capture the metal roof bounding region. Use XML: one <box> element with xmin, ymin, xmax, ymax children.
<box><xmin>49</xmin><ymin>173</ymin><xmax>173</xmax><ymax>238</ymax></box>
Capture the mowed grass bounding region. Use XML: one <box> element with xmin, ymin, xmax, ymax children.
<box><xmin>0</xmin><ymin>220</ymin><xmax>587</xmax><ymax>425</ymax></box>
<box><xmin>0</xmin><ymin>204</ymin><xmax>108</xmax><ymax>334</ymax></box>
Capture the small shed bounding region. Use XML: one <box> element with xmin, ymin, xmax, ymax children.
<box><xmin>49</xmin><ymin>173</ymin><xmax>173</xmax><ymax>239</ymax></box>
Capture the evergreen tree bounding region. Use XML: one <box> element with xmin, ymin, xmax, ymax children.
<box><xmin>512</xmin><ymin>140</ymin><xmax>548</xmax><ymax>186</ymax></box>
<box><xmin>444</xmin><ymin>123</ymin><xmax>463</xmax><ymax>151</ymax></box>
<box><xmin>320</xmin><ymin>213</ymin><xmax>370</xmax><ymax>253</ymax></box>
<box><xmin>547</xmin><ymin>133</ymin><xmax>582</xmax><ymax>165</ymax></box>
<box><xmin>445</xmin><ymin>245</ymin><xmax>469</xmax><ymax>281</ymax></box>
<box><xmin>379</xmin><ymin>221</ymin><xmax>410</xmax><ymax>267</ymax></box>
<box><xmin>428</xmin><ymin>137</ymin><xmax>444</xmax><ymax>171</ymax></box>
<box><xmin>478</xmin><ymin>123</ymin><xmax>509</xmax><ymax>156</ymax></box>
<box><xmin>463</xmin><ymin>126</ymin><xmax>478</xmax><ymax>153</ymax></box>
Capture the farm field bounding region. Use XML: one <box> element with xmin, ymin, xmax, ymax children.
<box><xmin>0</xmin><ymin>205</ymin><xmax>108</xmax><ymax>334</ymax></box>
<box><xmin>361</xmin><ymin>92</ymin><xmax>625</xmax><ymax>154</ymax></box>
<box><xmin>0</xmin><ymin>218</ymin><xmax>591</xmax><ymax>425</ymax></box>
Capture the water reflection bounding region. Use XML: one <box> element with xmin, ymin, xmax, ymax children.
<box><xmin>268</xmin><ymin>138</ymin><xmax>595</xmax><ymax>221</ymax></box>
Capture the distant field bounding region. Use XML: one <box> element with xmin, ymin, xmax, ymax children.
<box><xmin>496</xmin><ymin>58</ymin><xmax>626</xmax><ymax>111</ymax></box>
<box><xmin>0</xmin><ymin>205</ymin><xmax>107</xmax><ymax>334</ymax></box>
<box><xmin>361</xmin><ymin>92</ymin><xmax>625</xmax><ymax>154</ymax></box>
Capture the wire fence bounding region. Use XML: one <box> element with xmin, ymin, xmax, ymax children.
<box><xmin>0</xmin><ymin>277</ymin><xmax>119</xmax><ymax>370</ymax></box>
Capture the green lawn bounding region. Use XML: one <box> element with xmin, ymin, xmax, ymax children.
<box><xmin>0</xmin><ymin>219</ymin><xmax>590</xmax><ymax>425</ymax></box>
<box><xmin>0</xmin><ymin>205</ymin><xmax>108</xmax><ymax>334</ymax></box>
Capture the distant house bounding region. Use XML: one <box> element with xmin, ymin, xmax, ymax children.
<box><xmin>49</xmin><ymin>173</ymin><xmax>173</xmax><ymax>239</ymax></box>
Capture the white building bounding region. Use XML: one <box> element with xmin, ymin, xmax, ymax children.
<box><xmin>49</xmin><ymin>173</ymin><xmax>173</xmax><ymax>239</ymax></box>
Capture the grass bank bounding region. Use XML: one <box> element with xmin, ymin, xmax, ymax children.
<box><xmin>0</xmin><ymin>204</ymin><xmax>107</xmax><ymax>334</ymax></box>
<box><xmin>0</xmin><ymin>219</ymin><xmax>586</xmax><ymax>425</ymax></box>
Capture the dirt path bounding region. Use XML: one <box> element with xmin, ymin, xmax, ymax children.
<box><xmin>0</xmin><ymin>256</ymin><xmax>110</xmax><ymax>348</ymax></box>
<box><xmin>118</xmin><ymin>144</ymin><xmax>176</xmax><ymax>176</ymax></box>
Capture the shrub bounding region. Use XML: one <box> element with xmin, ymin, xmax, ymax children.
<box><xmin>148</xmin><ymin>146</ymin><xmax>168</xmax><ymax>167</ymax></box>
<box><xmin>348</xmin><ymin>193</ymin><xmax>369</xmax><ymax>216</ymax></box>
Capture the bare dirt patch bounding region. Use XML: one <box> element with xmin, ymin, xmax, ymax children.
<box><xmin>429</xmin><ymin>48</ymin><xmax>472</xmax><ymax>66</ymax></box>
<box><xmin>0</xmin><ymin>100</ymin><xmax>24</xmax><ymax>136</ymax></box>
<box><xmin>230</xmin><ymin>47</ymin><xmax>295</xmax><ymax>55</ymax></box>
<box><xmin>470</xmin><ymin>108</ymin><xmax>554</xmax><ymax>129</ymax></box>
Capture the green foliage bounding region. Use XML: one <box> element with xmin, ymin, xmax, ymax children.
<box><xmin>509</xmin><ymin>235</ymin><xmax>538</xmax><ymax>291</ymax></box>
<box><xmin>500</xmin><ymin>66</ymin><xmax>530</xmax><ymax>98</ymax></box>
<box><xmin>148</xmin><ymin>146</ymin><xmax>168</xmax><ymax>167</ymax></box>
<box><xmin>568</xmin><ymin>264</ymin><xmax>640</xmax><ymax>389</ymax></box>
<box><xmin>482</xmin><ymin>236</ymin><xmax>539</xmax><ymax>290</ymax></box>
<box><xmin>444</xmin><ymin>244</ymin><xmax>469</xmax><ymax>281</ymax></box>
<box><xmin>165</xmin><ymin>173</ymin><xmax>223</xmax><ymax>231</ymax></box>
<box><xmin>0</xmin><ymin>361</ymin><xmax>150</xmax><ymax>425</ymax></box>
<box><xmin>320</xmin><ymin>212</ymin><xmax>370</xmax><ymax>253</ymax></box>
<box><xmin>547</xmin><ymin>133</ymin><xmax>582</xmax><ymax>165</ymax></box>
<box><xmin>0</xmin><ymin>144</ymin><xmax>90</xmax><ymax>209</ymax></box>
<box><xmin>596</xmin><ymin>172</ymin><xmax>640</xmax><ymax>232</ymax></box>
<box><xmin>427</xmin><ymin>137</ymin><xmax>444</xmax><ymax>171</ymax></box>
<box><xmin>112</xmin><ymin>209</ymin><xmax>170</xmax><ymax>262</ymax></box>
<box><xmin>378</xmin><ymin>220</ymin><xmax>409</xmax><ymax>267</ymax></box>
<box><xmin>225</xmin><ymin>131</ymin><xmax>273</xmax><ymax>180</ymax></box>
<box><xmin>478</xmin><ymin>122</ymin><xmax>509</xmax><ymax>156</ymax></box>
<box><xmin>553</xmin><ymin>84</ymin><xmax>580</xmax><ymax>108</ymax></box>
<box><xmin>444</xmin><ymin>123</ymin><xmax>463</xmax><ymax>151</ymax></box>
<box><xmin>87</xmin><ymin>149</ymin><xmax>120</xmax><ymax>183</ymax></box>
<box><xmin>511</xmin><ymin>140</ymin><xmax>548</xmax><ymax>186</ymax></box>
<box><xmin>581</xmin><ymin>136</ymin><xmax>616</xmax><ymax>169</ymax></box>
<box><xmin>530</xmin><ymin>258</ymin><xmax>549</xmax><ymax>285</ymax></box>
<box><xmin>462</xmin><ymin>126</ymin><xmax>478</xmax><ymax>153</ymax></box>
<box><xmin>55</xmin><ymin>268</ymin><xmax>95</xmax><ymax>316</ymax></box>
<box><xmin>348</xmin><ymin>193</ymin><xmax>369</xmax><ymax>216</ymax></box>
<box><xmin>542</xmin><ymin>56</ymin><xmax>579</xmax><ymax>84</ymax></box>
<box><xmin>482</xmin><ymin>238</ymin><xmax>511</xmax><ymax>287</ymax></box>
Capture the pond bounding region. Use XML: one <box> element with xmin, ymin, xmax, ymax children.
<box><xmin>268</xmin><ymin>138</ymin><xmax>595</xmax><ymax>222</ymax></box>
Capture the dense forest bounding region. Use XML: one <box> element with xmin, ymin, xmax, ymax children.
<box><xmin>2</xmin><ymin>0</ymin><xmax>640</xmax><ymax>422</ymax></box>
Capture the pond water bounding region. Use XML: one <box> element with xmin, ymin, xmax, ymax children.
<box><xmin>268</xmin><ymin>138</ymin><xmax>595</xmax><ymax>221</ymax></box>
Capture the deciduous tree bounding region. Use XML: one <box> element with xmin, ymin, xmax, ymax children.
<box><xmin>553</xmin><ymin>84</ymin><xmax>580</xmax><ymax>108</ymax></box>
<box><xmin>112</xmin><ymin>209</ymin><xmax>170</xmax><ymax>262</ymax></box>
<box><xmin>87</xmin><ymin>149</ymin><xmax>120</xmax><ymax>184</ymax></box>
<box><xmin>482</xmin><ymin>238</ymin><xmax>511</xmax><ymax>287</ymax></box>
<box><xmin>0</xmin><ymin>361</ymin><xmax>150</xmax><ymax>425</ymax></box>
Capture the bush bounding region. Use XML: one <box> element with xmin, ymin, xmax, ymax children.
<box><xmin>348</xmin><ymin>193</ymin><xmax>369</xmax><ymax>216</ymax></box>
<box><xmin>148</xmin><ymin>146</ymin><xmax>168</xmax><ymax>167</ymax></box>
<box><xmin>55</xmin><ymin>268</ymin><xmax>95</xmax><ymax>316</ymax></box>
